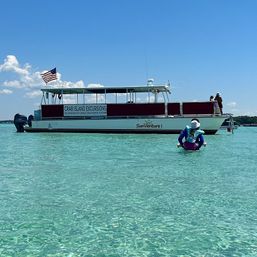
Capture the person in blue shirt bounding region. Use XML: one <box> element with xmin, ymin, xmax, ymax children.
<box><xmin>178</xmin><ymin>119</ymin><xmax>205</xmax><ymax>150</ymax></box>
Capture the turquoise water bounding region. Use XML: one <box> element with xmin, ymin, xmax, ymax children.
<box><xmin>0</xmin><ymin>124</ymin><xmax>257</xmax><ymax>256</ymax></box>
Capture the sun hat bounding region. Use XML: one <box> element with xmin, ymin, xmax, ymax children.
<box><xmin>190</xmin><ymin>120</ymin><xmax>200</xmax><ymax>129</ymax></box>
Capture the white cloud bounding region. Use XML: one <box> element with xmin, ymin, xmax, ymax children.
<box><xmin>87</xmin><ymin>83</ymin><xmax>104</xmax><ymax>88</ymax></box>
<box><xmin>0</xmin><ymin>56</ymin><xmax>45</xmax><ymax>90</ymax></box>
<box><xmin>147</xmin><ymin>95</ymin><xmax>155</xmax><ymax>102</ymax></box>
<box><xmin>83</xmin><ymin>84</ymin><xmax>106</xmax><ymax>103</ymax></box>
<box><xmin>52</xmin><ymin>79</ymin><xmax>85</xmax><ymax>89</ymax></box>
<box><xmin>0</xmin><ymin>89</ymin><xmax>13</xmax><ymax>95</ymax></box>
<box><xmin>63</xmin><ymin>96</ymin><xmax>77</xmax><ymax>104</ymax></box>
<box><xmin>227</xmin><ymin>101</ymin><xmax>237</xmax><ymax>107</ymax></box>
<box><xmin>230</xmin><ymin>108</ymin><xmax>240</xmax><ymax>113</ymax></box>
<box><xmin>0</xmin><ymin>55</ymin><xmax>29</xmax><ymax>76</ymax></box>
<box><xmin>3</xmin><ymin>80</ymin><xmax>23</xmax><ymax>88</ymax></box>
<box><xmin>0</xmin><ymin>55</ymin><xmax>88</xmax><ymax>98</ymax></box>
<box><xmin>24</xmin><ymin>91</ymin><xmax>42</xmax><ymax>98</ymax></box>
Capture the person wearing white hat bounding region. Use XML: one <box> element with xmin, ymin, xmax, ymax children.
<box><xmin>214</xmin><ymin>92</ymin><xmax>223</xmax><ymax>114</ymax></box>
<box><xmin>178</xmin><ymin>119</ymin><xmax>205</xmax><ymax>150</ymax></box>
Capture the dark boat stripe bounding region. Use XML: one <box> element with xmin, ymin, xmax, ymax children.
<box><xmin>25</xmin><ymin>128</ymin><xmax>217</xmax><ymax>135</ymax></box>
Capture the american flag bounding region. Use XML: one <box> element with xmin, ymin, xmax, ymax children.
<box><xmin>41</xmin><ymin>68</ymin><xmax>57</xmax><ymax>84</ymax></box>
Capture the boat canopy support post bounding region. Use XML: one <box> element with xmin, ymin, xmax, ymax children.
<box><xmin>154</xmin><ymin>91</ymin><xmax>158</xmax><ymax>103</ymax></box>
<box><xmin>162</xmin><ymin>92</ymin><xmax>168</xmax><ymax>117</ymax></box>
<box><xmin>41</xmin><ymin>92</ymin><xmax>46</xmax><ymax>105</ymax></box>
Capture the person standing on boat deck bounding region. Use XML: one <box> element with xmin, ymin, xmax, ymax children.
<box><xmin>214</xmin><ymin>92</ymin><xmax>223</xmax><ymax>114</ymax></box>
<box><xmin>178</xmin><ymin>119</ymin><xmax>205</xmax><ymax>150</ymax></box>
<box><xmin>210</xmin><ymin>95</ymin><xmax>219</xmax><ymax>114</ymax></box>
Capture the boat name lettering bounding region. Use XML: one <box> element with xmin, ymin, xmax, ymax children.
<box><xmin>64</xmin><ymin>104</ymin><xmax>107</xmax><ymax>116</ymax></box>
<box><xmin>136</xmin><ymin>120</ymin><xmax>162</xmax><ymax>129</ymax></box>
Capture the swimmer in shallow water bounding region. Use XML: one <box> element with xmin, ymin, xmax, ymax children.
<box><xmin>178</xmin><ymin>119</ymin><xmax>205</xmax><ymax>150</ymax></box>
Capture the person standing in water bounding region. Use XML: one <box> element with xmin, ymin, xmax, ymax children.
<box><xmin>178</xmin><ymin>119</ymin><xmax>205</xmax><ymax>150</ymax></box>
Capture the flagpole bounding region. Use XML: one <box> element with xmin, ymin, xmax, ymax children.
<box><xmin>41</xmin><ymin>67</ymin><xmax>57</xmax><ymax>104</ymax></box>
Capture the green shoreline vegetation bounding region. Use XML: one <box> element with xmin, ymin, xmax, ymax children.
<box><xmin>0</xmin><ymin>120</ymin><xmax>13</xmax><ymax>124</ymax></box>
<box><xmin>233</xmin><ymin>116</ymin><xmax>257</xmax><ymax>126</ymax></box>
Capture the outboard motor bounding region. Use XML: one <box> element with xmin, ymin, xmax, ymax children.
<box><xmin>28</xmin><ymin>114</ymin><xmax>34</xmax><ymax>127</ymax></box>
<box><xmin>14</xmin><ymin>113</ymin><xmax>27</xmax><ymax>132</ymax></box>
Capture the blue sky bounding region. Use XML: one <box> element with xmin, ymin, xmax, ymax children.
<box><xmin>1</xmin><ymin>0</ymin><xmax>257</xmax><ymax>119</ymax></box>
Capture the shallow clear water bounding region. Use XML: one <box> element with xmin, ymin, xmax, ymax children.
<box><xmin>0</xmin><ymin>124</ymin><xmax>257</xmax><ymax>256</ymax></box>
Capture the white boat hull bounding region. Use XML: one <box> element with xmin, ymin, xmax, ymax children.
<box><xmin>25</xmin><ymin>116</ymin><xmax>226</xmax><ymax>134</ymax></box>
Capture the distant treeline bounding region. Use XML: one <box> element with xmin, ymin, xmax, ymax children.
<box><xmin>233</xmin><ymin>116</ymin><xmax>257</xmax><ymax>125</ymax></box>
<box><xmin>0</xmin><ymin>120</ymin><xmax>13</xmax><ymax>124</ymax></box>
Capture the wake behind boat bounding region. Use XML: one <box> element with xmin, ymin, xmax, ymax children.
<box><xmin>14</xmin><ymin>79</ymin><xmax>229</xmax><ymax>134</ymax></box>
